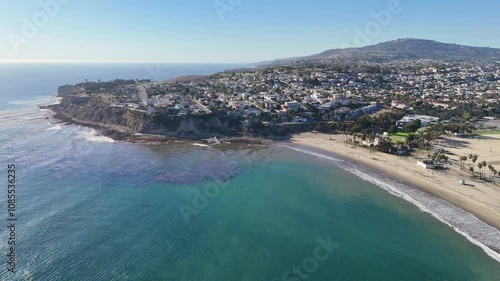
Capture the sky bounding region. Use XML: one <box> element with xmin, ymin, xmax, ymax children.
<box><xmin>0</xmin><ymin>0</ymin><xmax>499</xmax><ymax>63</ymax></box>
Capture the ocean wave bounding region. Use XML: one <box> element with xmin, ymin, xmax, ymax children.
<box><xmin>0</xmin><ymin>107</ymin><xmax>43</xmax><ymax>120</ymax></box>
<box><xmin>277</xmin><ymin>144</ymin><xmax>500</xmax><ymax>263</ymax></box>
<box><xmin>86</xmin><ymin>135</ymin><xmax>115</xmax><ymax>143</ymax></box>
<box><xmin>75</xmin><ymin>129</ymin><xmax>115</xmax><ymax>143</ymax></box>
<box><xmin>193</xmin><ymin>143</ymin><xmax>209</xmax><ymax>147</ymax></box>
<box><xmin>45</xmin><ymin>125</ymin><xmax>62</xmax><ymax>131</ymax></box>
<box><xmin>8</xmin><ymin>95</ymin><xmax>60</xmax><ymax>107</ymax></box>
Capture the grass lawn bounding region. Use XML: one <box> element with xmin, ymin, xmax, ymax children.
<box><xmin>238</xmin><ymin>72</ymin><xmax>254</xmax><ymax>77</ymax></box>
<box><xmin>390</xmin><ymin>135</ymin><xmax>406</xmax><ymax>142</ymax></box>
<box><xmin>474</xmin><ymin>131</ymin><xmax>500</xmax><ymax>135</ymax></box>
<box><xmin>390</xmin><ymin>132</ymin><xmax>410</xmax><ymax>142</ymax></box>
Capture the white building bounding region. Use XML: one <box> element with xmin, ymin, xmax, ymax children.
<box><xmin>417</xmin><ymin>160</ymin><xmax>436</xmax><ymax>169</ymax></box>
<box><xmin>396</xmin><ymin>115</ymin><xmax>439</xmax><ymax>128</ymax></box>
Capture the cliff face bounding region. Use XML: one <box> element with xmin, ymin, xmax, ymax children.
<box><xmin>57</xmin><ymin>85</ymin><xmax>77</xmax><ymax>97</ymax></box>
<box><xmin>183</xmin><ymin>117</ymin><xmax>241</xmax><ymax>134</ymax></box>
<box><xmin>149</xmin><ymin>114</ymin><xmax>315</xmax><ymax>137</ymax></box>
<box><xmin>149</xmin><ymin>114</ymin><xmax>243</xmax><ymax>136</ymax></box>
<box><xmin>51</xmin><ymin>95</ymin><xmax>243</xmax><ymax>136</ymax></box>
<box><xmin>51</xmin><ymin>93</ymin><xmax>317</xmax><ymax>139</ymax></box>
<box><xmin>52</xmin><ymin>95</ymin><xmax>147</xmax><ymax>132</ymax></box>
<box><xmin>52</xmin><ymin>91</ymin><xmax>314</xmax><ymax>138</ymax></box>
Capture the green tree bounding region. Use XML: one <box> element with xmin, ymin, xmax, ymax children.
<box><xmin>403</xmin><ymin>119</ymin><xmax>421</xmax><ymax>133</ymax></box>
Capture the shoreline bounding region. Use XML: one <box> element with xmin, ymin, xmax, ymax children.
<box><xmin>44</xmin><ymin>102</ymin><xmax>500</xmax><ymax>260</ymax></box>
<box><xmin>49</xmin><ymin>107</ymin><xmax>500</xmax><ymax>229</ymax></box>
<box><xmin>286</xmin><ymin>132</ymin><xmax>500</xmax><ymax>260</ymax></box>
<box><xmin>47</xmin><ymin>107</ymin><xmax>270</xmax><ymax>146</ymax></box>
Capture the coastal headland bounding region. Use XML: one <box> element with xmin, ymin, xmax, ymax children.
<box><xmin>46</xmin><ymin>58</ymin><xmax>500</xmax><ymax>260</ymax></box>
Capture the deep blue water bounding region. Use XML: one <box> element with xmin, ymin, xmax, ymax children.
<box><xmin>0</xmin><ymin>64</ymin><xmax>500</xmax><ymax>280</ymax></box>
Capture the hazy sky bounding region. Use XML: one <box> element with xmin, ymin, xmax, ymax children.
<box><xmin>1</xmin><ymin>0</ymin><xmax>499</xmax><ymax>63</ymax></box>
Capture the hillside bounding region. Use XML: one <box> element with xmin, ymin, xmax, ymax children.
<box><xmin>260</xmin><ymin>39</ymin><xmax>500</xmax><ymax>66</ymax></box>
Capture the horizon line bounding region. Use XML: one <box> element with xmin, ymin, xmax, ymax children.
<box><xmin>0</xmin><ymin>59</ymin><xmax>252</xmax><ymax>64</ymax></box>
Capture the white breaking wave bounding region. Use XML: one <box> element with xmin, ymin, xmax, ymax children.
<box><xmin>86</xmin><ymin>135</ymin><xmax>115</xmax><ymax>143</ymax></box>
<box><xmin>45</xmin><ymin>125</ymin><xmax>62</xmax><ymax>131</ymax></box>
<box><xmin>75</xmin><ymin>129</ymin><xmax>115</xmax><ymax>143</ymax></box>
<box><xmin>193</xmin><ymin>143</ymin><xmax>209</xmax><ymax>147</ymax></box>
<box><xmin>8</xmin><ymin>95</ymin><xmax>60</xmax><ymax>107</ymax></box>
<box><xmin>277</xmin><ymin>144</ymin><xmax>500</xmax><ymax>263</ymax></box>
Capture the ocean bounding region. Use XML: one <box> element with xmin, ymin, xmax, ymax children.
<box><xmin>0</xmin><ymin>63</ymin><xmax>500</xmax><ymax>281</ymax></box>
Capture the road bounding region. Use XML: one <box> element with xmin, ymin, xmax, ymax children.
<box><xmin>195</xmin><ymin>100</ymin><xmax>212</xmax><ymax>113</ymax></box>
<box><xmin>136</xmin><ymin>85</ymin><xmax>148</xmax><ymax>106</ymax></box>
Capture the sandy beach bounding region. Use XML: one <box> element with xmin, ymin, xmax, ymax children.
<box><xmin>290</xmin><ymin>132</ymin><xmax>500</xmax><ymax>235</ymax></box>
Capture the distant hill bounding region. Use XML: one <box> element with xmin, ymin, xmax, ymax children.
<box><xmin>259</xmin><ymin>39</ymin><xmax>500</xmax><ymax>66</ymax></box>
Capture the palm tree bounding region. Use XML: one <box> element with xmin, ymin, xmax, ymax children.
<box><xmin>460</xmin><ymin>156</ymin><xmax>468</xmax><ymax>169</ymax></box>
<box><xmin>477</xmin><ymin>162</ymin><xmax>483</xmax><ymax>178</ymax></box>
<box><xmin>481</xmin><ymin>161</ymin><xmax>487</xmax><ymax>179</ymax></box>
<box><xmin>471</xmin><ymin>155</ymin><xmax>478</xmax><ymax>169</ymax></box>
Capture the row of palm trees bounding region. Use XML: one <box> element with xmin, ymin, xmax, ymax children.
<box><xmin>458</xmin><ymin>154</ymin><xmax>499</xmax><ymax>181</ymax></box>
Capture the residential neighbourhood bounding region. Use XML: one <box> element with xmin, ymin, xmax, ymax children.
<box><xmin>67</xmin><ymin>61</ymin><xmax>499</xmax><ymax>134</ymax></box>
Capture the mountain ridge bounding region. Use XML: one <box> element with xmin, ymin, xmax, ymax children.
<box><xmin>259</xmin><ymin>38</ymin><xmax>500</xmax><ymax>66</ymax></box>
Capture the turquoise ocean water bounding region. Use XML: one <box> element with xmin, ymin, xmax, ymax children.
<box><xmin>0</xmin><ymin>64</ymin><xmax>499</xmax><ymax>280</ymax></box>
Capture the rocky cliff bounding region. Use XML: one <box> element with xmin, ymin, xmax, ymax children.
<box><xmin>149</xmin><ymin>114</ymin><xmax>243</xmax><ymax>137</ymax></box>
<box><xmin>51</xmin><ymin>94</ymin><xmax>244</xmax><ymax>138</ymax></box>
<box><xmin>51</xmin><ymin>93</ymin><xmax>313</xmax><ymax>139</ymax></box>
<box><xmin>57</xmin><ymin>85</ymin><xmax>78</xmax><ymax>97</ymax></box>
<box><xmin>51</xmin><ymin>95</ymin><xmax>147</xmax><ymax>133</ymax></box>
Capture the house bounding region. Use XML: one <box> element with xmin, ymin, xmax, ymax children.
<box><xmin>319</xmin><ymin>102</ymin><xmax>333</xmax><ymax>110</ymax></box>
<box><xmin>352</xmin><ymin>104</ymin><xmax>379</xmax><ymax>116</ymax></box>
<box><xmin>391</xmin><ymin>100</ymin><xmax>410</xmax><ymax>109</ymax></box>
<box><xmin>282</xmin><ymin>102</ymin><xmax>300</xmax><ymax>111</ymax></box>
<box><xmin>431</xmin><ymin>101</ymin><xmax>450</xmax><ymax>108</ymax></box>
<box><xmin>396</xmin><ymin>115</ymin><xmax>439</xmax><ymax>128</ymax></box>
<box><xmin>362</xmin><ymin>137</ymin><xmax>381</xmax><ymax>147</ymax></box>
